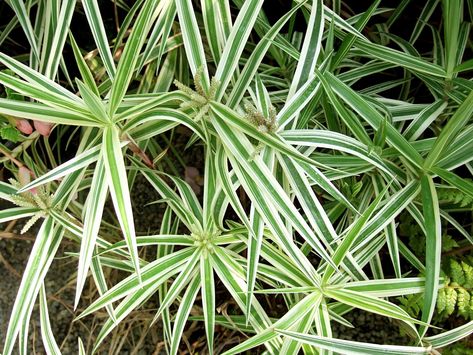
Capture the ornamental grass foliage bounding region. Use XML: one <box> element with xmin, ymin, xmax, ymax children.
<box><xmin>0</xmin><ymin>0</ymin><xmax>473</xmax><ymax>354</ymax></box>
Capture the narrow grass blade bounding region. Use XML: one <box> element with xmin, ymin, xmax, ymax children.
<box><xmin>138</xmin><ymin>1</ymin><xmax>176</xmax><ymax>72</ymax></box>
<box><xmin>354</xmin><ymin>38</ymin><xmax>446</xmax><ymax>77</ymax></box>
<box><xmin>75</xmin><ymin>159</ymin><xmax>108</xmax><ymax>309</ymax></box>
<box><xmin>0</xmin><ymin>207</ymin><xmax>38</xmax><ymax>224</ymax></box>
<box><xmin>201</xmin><ymin>0</ymin><xmax>225</xmax><ymax>63</ymax></box>
<box><xmin>78</xmin><ymin>337</ymin><xmax>86</xmax><ymax>355</ymax></box>
<box><xmin>324</xmin><ymin>288</ymin><xmax>422</xmax><ymax>334</ymax></box>
<box><xmin>18</xmin><ymin>144</ymin><xmax>107</xmax><ymax>193</ymax></box>
<box><xmin>345</xmin><ymin>278</ymin><xmax>429</xmax><ymax>297</ymax></box>
<box><xmin>82</xmin><ymin>0</ymin><xmax>116</xmax><ymax>80</ymax></box>
<box><xmin>170</xmin><ymin>275</ymin><xmax>201</xmax><ymax>355</ymax></box>
<box><xmin>281</xmin><ymin>130</ymin><xmax>393</xmax><ymax>178</ymax></box>
<box><xmin>7</xmin><ymin>0</ymin><xmax>39</xmax><ymax>59</ymax></box>
<box><xmin>42</xmin><ymin>0</ymin><xmax>76</xmax><ymax>79</ymax></box>
<box><xmin>69</xmin><ymin>33</ymin><xmax>100</xmax><ymax>96</ymax></box>
<box><xmin>151</xmin><ymin>250</ymin><xmax>200</xmax><ymax>324</ymax></box>
<box><xmin>426</xmin><ymin>320</ymin><xmax>473</xmax><ymax>348</ymax></box>
<box><xmin>424</xmin><ymin>91</ymin><xmax>473</xmax><ymax>169</ymax></box>
<box><xmin>331</xmin><ymin>0</ymin><xmax>381</xmax><ymax>69</ymax></box>
<box><xmin>245</xmin><ymin>204</ymin><xmax>265</xmax><ymax>322</ymax></box>
<box><xmin>175</xmin><ymin>0</ymin><xmax>210</xmax><ymax>91</ymax></box>
<box><xmin>76</xmin><ymin>79</ymin><xmax>109</xmax><ymax>123</ymax></box>
<box><xmin>353</xmin><ymin>181</ymin><xmax>420</xmax><ymax>251</ymax></box>
<box><xmin>210</xmin><ymin>102</ymin><xmax>356</xmax><ymax>209</ymax></box>
<box><xmin>215</xmin><ymin>143</ymin><xmax>252</xmax><ymax>231</ymax></box>
<box><xmin>77</xmin><ymin>248</ymin><xmax>193</xmax><ymax>319</ymax></box>
<box><xmin>226</xmin><ymin>1</ymin><xmax>303</xmax><ymax>108</ymax></box>
<box><xmin>321</xmin><ymin>72</ymin><xmax>424</xmax><ymax>169</ymax></box>
<box><xmin>136</xmin><ymin>160</ymin><xmax>202</xmax><ymax>229</ymax></box>
<box><xmin>201</xmin><ymin>255</ymin><xmax>216</xmax><ymax>354</ymax></box>
<box><xmin>404</xmin><ymin>100</ymin><xmax>447</xmax><ymax>141</ymax></box>
<box><xmin>90</xmin><ymin>247</ymin><xmax>116</xmax><ymax>322</ymax></box>
<box><xmin>0</xmin><ymin>71</ymin><xmax>88</xmax><ymax>115</ymax></box>
<box><xmin>281</xmin><ymin>306</ymin><xmax>319</xmax><ymax>354</ymax></box>
<box><xmin>212</xmin><ymin>114</ymin><xmax>332</xmax><ymax>276</ymax></box>
<box><xmin>323</xmin><ymin>184</ymin><xmax>388</xmax><ymax>283</ymax></box>
<box><xmin>108</xmin><ymin>0</ymin><xmax>160</xmax><ymax>115</ymax></box>
<box><xmin>210</xmin><ymin>248</ymin><xmax>277</xmax><ymax>350</ymax></box>
<box><xmin>221</xmin><ymin>292</ymin><xmax>322</xmax><ymax>355</ymax></box>
<box><xmin>276</xmin><ymin>329</ymin><xmax>430</xmax><ymax>354</ymax></box>
<box><xmin>288</xmin><ymin>0</ymin><xmax>324</xmax><ymax>99</ymax></box>
<box><xmin>92</xmin><ymin>284</ymin><xmax>159</xmax><ymax>351</ymax></box>
<box><xmin>0</xmin><ymin>52</ymin><xmax>85</xmax><ymax>104</ymax></box>
<box><xmin>2</xmin><ymin>218</ymin><xmax>62</xmax><ymax>355</ymax></box>
<box><xmin>39</xmin><ymin>284</ymin><xmax>61</xmax><ymax>355</ymax></box>
<box><xmin>122</xmin><ymin>108</ymin><xmax>205</xmax><ymax>141</ymax></box>
<box><xmin>419</xmin><ymin>175</ymin><xmax>441</xmax><ymax>338</ymax></box>
<box><xmin>313</xmin><ymin>299</ymin><xmax>332</xmax><ymax>355</ymax></box>
<box><xmin>431</xmin><ymin>167</ymin><xmax>473</xmax><ymax>200</ymax></box>
<box><xmin>214</xmin><ymin>0</ymin><xmax>264</xmax><ymax>101</ymax></box>
<box><xmin>0</xmin><ymin>98</ymin><xmax>100</xmax><ymax>126</ymax></box>
<box><xmin>102</xmin><ymin>126</ymin><xmax>141</xmax><ymax>281</ymax></box>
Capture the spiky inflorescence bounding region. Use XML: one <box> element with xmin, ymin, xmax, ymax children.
<box><xmin>9</xmin><ymin>178</ymin><xmax>53</xmax><ymax>233</ymax></box>
<box><xmin>244</xmin><ymin>102</ymin><xmax>278</xmax><ymax>134</ymax></box>
<box><xmin>173</xmin><ymin>67</ymin><xmax>219</xmax><ymax>122</ymax></box>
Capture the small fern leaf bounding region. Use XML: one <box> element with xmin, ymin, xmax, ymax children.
<box><xmin>450</xmin><ymin>259</ymin><xmax>466</xmax><ymax>285</ymax></box>
<box><xmin>437</xmin><ymin>288</ymin><xmax>447</xmax><ymax>313</ymax></box>
<box><xmin>445</xmin><ymin>287</ymin><xmax>458</xmax><ymax>316</ymax></box>
<box><xmin>462</xmin><ymin>261</ymin><xmax>473</xmax><ymax>289</ymax></box>
<box><xmin>457</xmin><ymin>288</ymin><xmax>471</xmax><ymax>317</ymax></box>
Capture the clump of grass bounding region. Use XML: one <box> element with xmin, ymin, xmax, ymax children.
<box><xmin>1</xmin><ymin>0</ymin><xmax>473</xmax><ymax>354</ymax></box>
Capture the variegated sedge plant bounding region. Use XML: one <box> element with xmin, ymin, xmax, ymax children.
<box><xmin>1</xmin><ymin>0</ymin><xmax>473</xmax><ymax>354</ymax></box>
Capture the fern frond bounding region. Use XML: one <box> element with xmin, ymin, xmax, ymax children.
<box><xmin>438</xmin><ymin>186</ymin><xmax>473</xmax><ymax>207</ymax></box>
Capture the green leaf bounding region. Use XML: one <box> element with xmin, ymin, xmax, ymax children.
<box><xmin>320</xmin><ymin>72</ymin><xmax>424</xmax><ymax>170</ymax></box>
<box><xmin>431</xmin><ymin>166</ymin><xmax>473</xmax><ymax>200</ymax></box>
<box><xmin>69</xmin><ymin>33</ymin><xmax>100</xmax><ymax>96</ymax></box>
<box><xmin>214</xmin><ymin>0</ymin><xmax>264</xmax><ymax>101</ymax></box>
<box><xmin>323</xmin><ymin>184</ymin><xmax>389</xmax><ymax>283</ymax></box>
<box><xmin>425</xmin><ymin>320</ymin><xmax>473</xmax><ymax>348</ymax></box>
<box><xmin>77</xmin><ymin>248</ymin><xmax>193</xmax><ymax>320</ymax></box>
<box><xmin>175</xmin><ymin>0</ymin><xmax>210</xmax><ymax>91</ymax></box>
<box><xmin>419</xmin><ymin>175</ymin><xmax>441</xmax><ymax>338</ymax></box>
<box><xmin>41</xmin><ymin>0</ymin><xmax>77</xmax><ymax>79</ymax></box>
<box><xmin>6</xmin><ymin>0</ymin><xmax>40</xmax><ymax>59</ymax></box>
<box><xmin>2</xmin><ymin>218</ymin><xmax>64</xmax><ymax>355</ymax></box>
<box><xmin>17</xmin><ymin>143</ymin><xmax>109</xmax><ymax>193</ymax></box>
<box><xmin>226</xmin><ymin>2</ymin><xmax>304</xmax><ymax>108</ymax></box>
<box><xmin>0</xmin><ymin>206</ymin><xmax>39</xmax><ymax>224</ymax></box>
<box><xmin>354</xmin><ymin>38</ymin><xmax>446</xmax><ymax>77</ymax></box>
<box><xmin>0</xmin><ymin>98</ymin><xmax>99</xmax><ymax>127</ymax></box>
<box><xmin>324</xmin><ymin>288</ymin><xmax>422</xmax><ymax>334</ymax></box>
<box><xmin>81</xmin><ymin>0</ymin><xmax>117</xmax><ymax>80</ymax></box>
<box><xmin>221</xmin><ymin>292</ymin><xmax>322</xmax><ymax>355</ymax></box>
<box><xmin>102</xmin><ymin>126</ymin><xmax>141</xmax><ymax>281</ymax></box>
<box><xmin>424</xmin><ymin>90</ymin><xmax>473</xmax><ymax>169</ymax></box>
<box><xmin>39</xmin><ymin>284</ymin><xmax>61</xmax><ymax>355</ymax></box>
<box><xmin>170</xmin><ymin>275</ymin><xmax>201</xmax><ymax>355</ymax></box>
<box><xmin>276</xmin><ymin>329</ymin><xmax>430</xmax><ymax>354</ymax></box>
<box><xmin>75</xmin><ymin>159</ymin><xmax>108</xmax><ymax>308</ymax></box>
<box><xmin>288</xmin><ymin>0</ymin><xmax>324</xmax><ymax>99</ymax></box>
<box><xmin>200</xmin><ymin>255</ymin><xmax>215</xmax><ymax>354</ymax></box>
<box><xmin>344</xmin><ymin>278</ymin><xmax>429</xmax><ymax>297</ymax></box>
<box><xmin>108</xmin><ymin>0</ymin><xmax>159</xmax><ymax>115</ymax></box>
